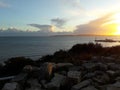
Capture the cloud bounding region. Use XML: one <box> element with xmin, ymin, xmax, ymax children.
<box><xmin>51</xmin><ymin>18</ymin><xmax>67</xmax><ymax>28</ymax></box>
<box><xmin>74</xmin><ymin>13</ymin><xmax>116</xmax><ymax>35</ymax></box>
<box><xmin>0</xmin><ymin>1</ymin><xmax>10</xmax><ymax>8</ymax></box>
<box><xmin>0</xmin><ymin>27</ymin><xmax>72</xmax><ymax>36</ymax></box>
<box><xmin>28</xmin><ymin>24</ymin><xmax>54</xmax><ymax>32</ymax></box>
<box><xmin>0</xmin><ymin>27</ymin><xmax>55</xmax><ymax>36</ymax></box>
<box><xmin>61</xmin><ymin>0</ymin><xmax>86</xmax><ymax>18</ymax></box>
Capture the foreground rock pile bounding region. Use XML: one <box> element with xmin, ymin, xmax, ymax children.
<box><xmin>1</xmin><ymin>57</ymin><xmax>120</xmax><ymax>90</ymax></box>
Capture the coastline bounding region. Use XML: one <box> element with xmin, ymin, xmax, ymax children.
<box><xmin>1</xmin><ymin>43</ymin><xmax>120</xmax><ymax>90</ymax></box>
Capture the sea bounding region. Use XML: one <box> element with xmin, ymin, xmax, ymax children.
<box><xmin>0</xmin><ymin>35</ymin><xmax>120</xmax><ymax>62</ymax></box>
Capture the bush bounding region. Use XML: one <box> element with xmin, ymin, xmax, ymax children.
<box><xmin>0</xmin><ymin>57</ymin><xmax>34</xmax><ymax>77</ymax></box>
<box><xmin>69</xmin><ymin>43</ymin><xmax>103</xmax><ymax>55</ymax></box>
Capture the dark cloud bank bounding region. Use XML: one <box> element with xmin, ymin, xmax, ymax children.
<box><xmin>51</xmin><ymin>18</ymin><xmax>67</xmax><ymax>28</ymax></box>
<box><xmin>0</xmin><ymin>27</ymin><xmax>71</xmax><ymax>36</ymax></box>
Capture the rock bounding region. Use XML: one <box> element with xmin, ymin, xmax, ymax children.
<box><xmin>101</xmin><ymin>56</ymin><xmax>114</xmax><ymax>61</ymax></box>
<box><xmin>107</xmin><ymin>81</ymin><xmax>120</xmax><ymax>90</ymax></box>
<box><xmin>67</xmin><ymin>71</ymin><xmax>81</xmax><ymax>84</ymax></box>
<box><xmin>30</xmin><ymin>62</ymin><xmax>54</xmax><ymax>80</ymax></box>
<box><xmin>81</xmin><ymin>86</ymin><xmax>98</xmax><ymax>90</ymax></box>
<box><xmin>23</xmin><ymin>65</ymin><xmax>33</xmax><ymax>73</ymax></box>
<box><xmin>45</xmin><ymin>73</ymin><xmax>66</xmax><ymax>90</ymax></box>
<box><xmin>96</xmin><ymin>63</ymin><xmax>108</xmax><ymax>71</ymax></box>
<box><xmin>108</xmin><ymin>63</ymin><xmax>120</xmax><ymax>71</ymax></box>
<box><xmin>115</xmin><ymin>77</ymin><xmax>120</xmax><ymax>81</ymax></box>
<box><xmin>25</xmin><ymin>78</ymin><xmax>42</xmax><ymax>90</ymax></box>
<box><xmin>107</xmin><ymin>70</ymin><xmax>116</xmax><ymax>77</ymax></box>
<box><xmin>69</xmin><ymin>66</ymin><xmax>83</xmax><ymax>71</ymax></box>
<box><xmin>12</xmin><ymin>73</ymin><xmax>27</xmax><ymax>82</ymax></box>
<box><xmin>93</xmin><ymin>72</ymin><xmax>110</xmax><ymax>85</ymax></box>
<box><xmin>40</xmin><ymin>80</ymin><xmax>47</xmax><ymax>88</ymax></box>
<box><xmin>114</xmin><ymin>70</ymin><xmax>120</xmax><ymax>77</ymax></box>
<box><xmin>71</xmin><ymin>80</ymin><xmax>91</xmax><ymax>90</ymax></box>
<box><xmin>95</xmin><ymin>85</ymin><xmax>107</xmax><ymax>90</ymax></box>
<box><xmin>2</xmin><ymin>82</ymin><xmax>21</xmax><ymax>90</ymax></box>
<box><xmin>58</xmin><ymin>71</ymin><xmax>67</xmax><ymax>76</ymax></box>
<box><xmin>82</xmin><ymin>72</ymin><xmax>96</xmax><ymax>80</ymax></box>
<box><xmin>56</xmin><ymin>63</ymin><xmax>73</xmax><ymax>68</ymax></box>
<box><xmin>82</xmin><ymin>62</ymin><xmax>96</xmax><ymax>71</ymax></box>
<box><xmin>54</xmin><ymin>63</ymin><xmax>73</xmax><ymax>71</ymax></box>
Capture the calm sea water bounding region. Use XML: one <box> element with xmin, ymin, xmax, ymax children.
<box><xmin>0</xmin><ymin>36</ymin><xmax>120</xmax><ymax>62</ymax></box>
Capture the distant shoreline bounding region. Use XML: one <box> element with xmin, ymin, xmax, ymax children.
<box><xmin>0</xmin><ymin>34</ymin><xmax>120</xmax><ymax>37</ymax></box>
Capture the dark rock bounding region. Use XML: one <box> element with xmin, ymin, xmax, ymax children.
<box><xmin>108</xmin><ymin>63</ymin><xmax>120</xmax><ymax>71</ymax></box>
<box><xmin>2</xmin><ymin>82</ymin><xmax>21</xmax><ymax>90</ymax></box>
<box><xmin>95</xmin><ymin>63</ymin><xmax>108</xmax><ymax>71</ymax></box>
<box><xmin>12</xmin><ymin>73</ymin><xmax>27</xmax><ymax>82</ymax></box>
<box><xmin>81</xmin><ymin>86</ymin><xmax>98</xmax><ymax>90</ymax></box>
<box><xmin>25</xmin><ymin>78</ymin><xmax>42</xmax><ymax>90</ymax></box>
<box><xmin>23</xmin><ymin>65</ymin><xmax>33</xmax><ymax>73</ymax></box>
<box><xmin>45</xmin><ymin>73</ymin><xmax>66</xmax><ymax>90</ymax></box>
<box><xmin>67</xmin><ymin>71</ymin><xmax>81</xmax><ymax>84</ymax></box>
<box><xmin>107</xmin><ymin>70</ymin><xmax>116</xmax><ymax>77</ymax></box>
<box><xmin>69</xmin><ymin>66</ymin><xmax>84</xmax><ymax>71</ymax></box>
<box><xmin>82</xmin><ymin>72</ymin><xmax>96</xmax><ymax>80</ymax></box>
<box><xmin>82</xmin><ymin>62</ymin><xmax>97</xmax><ymax>71</ymax></box>
<box><xmin>92</xmin><ymin>72</ymin><xmax>110</xmax><ymax>85</ymax></box>
<box><xmin>30</xmin><ymin>62</ymin><xmax>54</xmax><ymax>80</ymax></box>
<box><xmin>54</xmin><ymin>63</ymin><xmax>73</xmax><ymax>72</ymax></box>
<box><xmin>71</xmin><ymin>79</ymin><xmax>91</xmax><ymax>90</ymax></box>
<box><xmin>107</xmin><ymin>81</ymin><xmax>120</xmax><ymax>90</ymax></box>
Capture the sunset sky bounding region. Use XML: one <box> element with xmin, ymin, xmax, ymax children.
<box><xmin>1</xmin><ymin>0</ymin><xmax>120</xmax><ymax>35</ymax></box>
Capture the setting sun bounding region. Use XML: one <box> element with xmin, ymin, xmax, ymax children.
<box><xmin>114</xmin><ymin>25</ymin><xmax>120</xmax><ymax>35</ymax></box>
<box><xmin>114</xmin><ymin>13</ymin><xmax>120</xmax><ymax>24</ymax></box>
<box><xmin>111</xmin><ymin>13</ymin><xmax>120</xmax><ymax>35</ymax></box>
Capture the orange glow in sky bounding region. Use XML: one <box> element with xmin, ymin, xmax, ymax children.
<box><xmin>101</xmin><ymin>13</ymin><xmax>120</xmax><ymax>35</ymax></box>
<box><xmin>112</xmin><ymin>13</ymin><xmax>120</xmax><ymax>35</ymax></box>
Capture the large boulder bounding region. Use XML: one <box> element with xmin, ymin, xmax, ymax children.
<box><xmin>82</xmin><ymin>62</ymin><xmax>97</xmax><ymax>71</ymax></box>
<box><xmin>23</xmin><ymin>65</ymin><xmax>33</xmax><ymax>73</ymax></box>
<box><xmin>107</xmin><ymin>63</ymin><xmax>120</xmax><ymax>71</ymax></box>
<box><xmin>12</xmin><ymin>73</ymin><xmax>27</xmax><ymax>83</ymax></box>
<box><xmin>82</xmin><ymin>72</ymin><xmax>96</xmax><ymax>80</ymax></box>
<box><xmin>2</xmin><ymin>82</ymin><xmax>21</xmax><ymax>90</ymax></box>
<box><xmin>95</xmin><ymin>63</ymin><xmax>108</xmax><ymax>71</ymax></box>
<box><xmin>69</xmin><ymin>66</ymin><xmax>84</xmax><ymax>71</ymax></box>
<box><xmin>106</xmin><ymin>70</ymin><xmax>116</xmax><ymax>77</ymax></box>
<box><xmin>81</xmin><ymin>86</ymin><xmax>98</xmax><ymax>90</ymax></box>
<box><xmin>29</xmin><ymin>62</ymin><xmax>54</xmax><ymax>80</ymax></box>
<box><xmin>54</xmin><ymin>63</ymin><xmax>73</xmax><ymax>72</ymax></box>
<box><xmin>67</xmin><ymin>71</ymin><xmax>81</xmax><ymax>84</ymax></box>
<box><xmin>107</xmin><ymin>81</ymin><xmax>120</xmax><ymax>90</ymax></box>
<box><xmin>25</xmin><ymin>78</ymin><xmax>42</xmax><ymax>90</ymax></box>
<box><xmin>71</xmin><ymin>79</ymin><xmax>91</xmax><ymax>90</ymax></box>
<box><xmin>92</xmin><ymin>72</ymin><xmax>110</xmax><ymax>85</ymax></box>
<box><xmin>45</xmin><ymin>73</ymin><xmax>66</xmax><ymax>90</ymax></box>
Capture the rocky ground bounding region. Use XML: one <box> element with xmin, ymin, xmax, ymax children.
<box><xmin>1</xmin><ymin>43</ymin><xmax>120</xmax><ymax>90</ymax></box>
<box><xmin>1</xmin><ymin>56</ymin><xmax>120</xmax><ymax>90</ymax></box>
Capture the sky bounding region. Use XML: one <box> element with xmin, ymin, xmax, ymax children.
<box><xmin>1</xmin><ymin>0</ymin><xmax>120</xmax><ymax>36</ymax></box>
